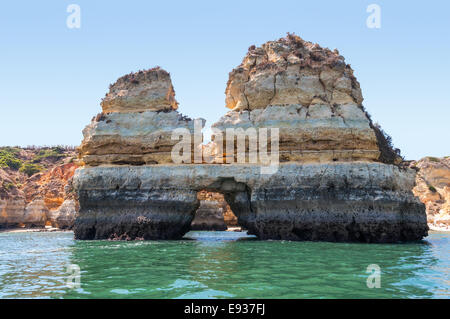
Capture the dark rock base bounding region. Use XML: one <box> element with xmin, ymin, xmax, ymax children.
<box><xmin>74</xmin><ymin>189</ymin><xmax>199</xmax><ymax>240</ymax></box>
<box><xmin>73</xmin><ymin>164</ymin><xmax>428</xmax><ymax>242</ymax></box>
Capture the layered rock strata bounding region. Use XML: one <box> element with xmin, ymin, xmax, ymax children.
<box><xmin>78</xmin><ymin>67</ymin><xmax>202</xmax><ymax>166</ymax></box>
<box><xmin>101</xmin><ymin>67</ymin><xmax>178</xmax><ymax>113</ymax></box>
<box><xmin>73</xmin><ymin>34</ymin><xmax>427</xmax><ymax>242</ymax></box>
<box><xmin>0</xmin><ymin>199</ymin><xmax>27</xmax><ymax>227</ymax></box>
<box><xmin>74</xmin><ymin>163</ymin><xmax>427</xmax><ymax>242</ymax></box>
<box><xmin>213</xmin><ymin>34</ymin><xmax>400</xmax><ymax>164</ymax></box>
<box><xmin>410</xmin><ymin>157</ymin><xmax>450</xmax><ymax>229</ymax></box>
<box><xmin>0</xmin><ymin>166</ymin><xmax>27</xmax><ymax>227</ymax></box>
<box><xmin>0</xmin><ymin>148</ymin><xmax>78</xmax><ymax>229</ymax></box>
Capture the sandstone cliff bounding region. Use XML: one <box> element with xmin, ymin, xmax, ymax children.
<box><xmin>74</xmin><ymin>163</ymin><xmax>426</xmax><ymax>242</ymax></box>
<box><xmin>78</xmin><ymin>67</ymin><xmax>203</xmax><ymax>166</ymax></box>
<box><xmin>213</xmin><ymin>33</ymin><xmax>401</xmax><ymax>164</ymax></box>
<box><xmin>101</xmin><ymin>67</ymin><xmax>178</xmax><ymax>113</ymax></box>
<box><xmin>73</xmin><ymin>34</ymin><xmax>428</xmax><ymax>242</ymax></box>
<box><xmin>409</xmin><ymin>157</ymin><xmax>450</xmax><ymax>229</ymax></box>
<box><xmin>0</xmin><ymin>147</ymin><xmax>78</xmax><ymax>229</ymax></box>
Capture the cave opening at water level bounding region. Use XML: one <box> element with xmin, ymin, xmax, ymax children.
<box><xmin>189</xmin><ymin>190</ymin><xmax>243</xmax><ymax>232</ymax></box>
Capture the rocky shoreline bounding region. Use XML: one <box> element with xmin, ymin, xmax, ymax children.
<box><xmin>0</xmin><ymin>226</ymin><xmax>71</xmax><ymax>234</ymax></box>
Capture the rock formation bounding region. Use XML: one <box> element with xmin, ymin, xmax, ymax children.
<box><xmin>0</xmin><ymin>166</ymin><xmax>26</xmax><ymax>227</ymax></box>
<box><xmin>74</xmin><ymin>163</ymin><xmax>426</xmax><ymax>242</ymax></box>
<box><xmin>410</xmin><ymin>157</ymin><xmax>450</xmax><ymax>229</ymax></box>
<box><xmin>46</xmin><ymin>199</ymin><xmax>78</xmax><ymax>229</ymax></box>
<box><xmin>73</xmin><ymin>34</ymin><xmax>428</xmax><ymax>242</ymax></box>
<box><xmin>190</xmin><ymin>191</ymin><xmax>238</xmax><ymax>231</ymax></box>
<box><xmin>101</xmin><ymin>67</ymin><xmax>178</xmax><ymax>113</ymax></box>
<box><xmin>78</xmin><ymin>67</ymin><xmax>202</xmax><ymax>166</ymax></box>
<box><xmin>213</xmin><ymin>33</ymin><xmax>400</xmax><ymax>164</ymax></box>
<box><xmin>0</xmin><ymin>147</ymin><xmax>78</xmax><ymax>229</ymax></box>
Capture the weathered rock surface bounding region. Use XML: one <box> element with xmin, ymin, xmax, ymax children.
<box><xmin>225</xmin><ymin>34</ymin><xmax>362</xmax><ymax>111</ymax></box>
<box><xmin>190</xmin><ymin>200</ymin><xmax>227</xmax><ymax>231</ymax></box>
<box><xmin>23</xmin><ymin>162</ymin><xmax>78</xmax><ymax>210</ymax></box>
<box><xmin>74</xmin><ymin>163</ymin><xmax>427</xmax><ymax>242</ymax></box>
<box><xmin>23</xmin><ymin>199</ymin><xmax>48</xmax><ymax>227</ymax></box>
<box><xmin>0</xmin><ymin>199</ymin><xmax>26</xmax><ymax>227</ymax></box>
<box><xmin>410</xmin><ymin>157</ymin><xmax>450</xmax><ymax>229</ymax></box>
<box><xmin>79</xmin><ymin>110</ymin><xmax>201</xmax><ymax>166</ymax></box>
<box><xmin>101</xmin><ymin>67</ymin><xmax>178</xmax><ymax>113</ymax></box>
<box><xmin>46</xmin><ymin>199</ymin><xmax>78</xmax><ymax>229</ymax></box>
<box><xmin>78</xmin><ymin>68</ymin><xmax>203</xmax><ymax>166</ymax></box>
<box><xmin>190</xmin><ymin>191</ymin><xmax>237</xmax><ymax>231</ymax></box>
<box><xmin>0</xmin><ymin>147</ymin><xmax>78</xmax><ymax>229</ymax></box>
<box><xmin>72</xmin><ymin>35</ymin><xmax>427</xmax><ymax>242</ymax></box>
<box><xmin>0</xmin><ymin>167</ymin><xmax>26</xmax><ymax>227</ymax></box>
<box><xmin>212</xmin><ymin>105</ymin><xmax>380</xmax><ymax>163</ymax></box>
<box><xmin>214</xmin><ymin>34</ymin><xmax>400</xmax><ymax>164</ymax></box>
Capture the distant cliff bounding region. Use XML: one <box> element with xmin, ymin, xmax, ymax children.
<box><xmin>409</xmin><ymin>157</ymin><xmax>450</xmax><ymax>230</ymax></box>
<box><xmin>190</xmin><ymin>191</ymin><xmax>238</xmax><ymax>231</ymax></box>
<box><xmin>0</xmin><ymin>146</ymin><xmax>78</xmax><ymax>230</ymax></box>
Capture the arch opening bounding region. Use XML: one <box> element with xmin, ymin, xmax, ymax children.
<box><xmin>190</xmin><ymin>190</ymin><xmax>242</xmax><ymax>232</ymax></box>
<box><xmin>188</xmin><ymin>177</ymin><xmax>255</xmax><ymax>234</ymax></box>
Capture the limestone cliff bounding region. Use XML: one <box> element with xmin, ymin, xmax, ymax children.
<box><xmin>101</xmin><ymin>67</ymin><xmax>178</xmax><ymax>113</ymax></box>
<box><xmin>78</xmin><ymin>67</ymin><xmax>203</xmax><ymax>166</ymax></box>
<box><xmin>0</xmin><ymin>147</ymin><xmax>78</xmax><ymax>229</ymax></box>
<box><xmin>74</xmin><ymin>163</ymin><xmax>426</xmax><ymax>242</ymax></box>
<box><xmin>214</xmin><ymin>33</ymin><xmax>400</xmax><ymax>164</ymax></box>
<box><xmin>73</xmin><ymin>34</ymin><xmax>427</xmax><ymax>242</ymax></box>
<box><xmin>409</xmin><ymin>157</ymin><xmax>450</xmax><ymax>229</ymax></box>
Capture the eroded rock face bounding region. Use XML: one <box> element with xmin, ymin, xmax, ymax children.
<box><xmin>213</xmin><ymin>34</ymin><xmax>400</xmax><ymax>164</ymax></box>
<box><xmin>0</xmin><ymin>199</ymin><xmax>26</xmax><ymax>227</ymax></box>
<box><xmin>73</xmin><ymin>35</ymin><xmax>427</xmax><ymax>242</ymax></box>
<box><xmin>78</xmin><ymin>68</ymin><xmax>203</xmax><ymax>166</ymax></box>
<box><xmin>190</xmin><ymin>191</ymin><xmax>237</xmax><ymax>231</ymax></box>
<box><xmin>74</xmin><ymin>163</ymin><xmax>427</xmax><ymax>242</ymax></box>
<box><xmin>79</xmin><ymin>111</ymin><xmax>200</xmax><ymax>166</ymax></box>
<box><xmin>212</xmin><ymin>105</ymin><xmax>380</xmax><ymax>163</ymax></box>
<box><xmin>47</xmin><ymin>199</ymin><xmax>78</xmax><ymax>229</ymax></box>
<box><xmin>0</xmin><ymin>168</ymin><xmax>26</xmax><ymax>228</ymax></box>
<box><xmin>190</xmin><ymin>201</ymin><xmax>227</xmax><ymax>231</ymax></box>
<box><xmin>0</xmin><ymin>148</ymin><xmax>78</xmax><ymax>229</ymax></box>
<box><xmin>225</xmin><ymin>34</ymin><xmax>362</xmax><ymax>110</ymax></box>
<box><xmin>410</xmin><ymin>157</ymin><xmax>450</xmax><ymax>228</ymax></box>
<box><xmin>101</xmin><ymin>67</ymin><xmax>178</xmax><ymax>113</ymax></box>
<box><xmin>24</xmin><ymin>163</ymin><xmax>77</xmax><ymax>211</ymax></box>
<box><xmin>23</xmin><ymin>199</ymin><xmax>48</xmax><ymax>227</ymax></box>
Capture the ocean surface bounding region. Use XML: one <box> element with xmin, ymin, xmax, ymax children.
<box><xmin>0</xmin><ymin>230</ymin><xmax>448</xmax><ymax>299</ymax></box>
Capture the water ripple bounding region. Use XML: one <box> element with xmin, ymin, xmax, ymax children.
<box><xmin>0</xmin><ymin>230</ymin><xmax>448</xmax><ymax>298</ymax></box>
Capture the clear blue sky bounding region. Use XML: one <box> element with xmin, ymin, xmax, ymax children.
<box><xmin>0</xmin><ymin>0</ymin><xmax>448</xmax><ymax>160</ymax></box>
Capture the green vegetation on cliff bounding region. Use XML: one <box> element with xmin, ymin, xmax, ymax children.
<box><xmin>19</xmin><ymin>163</ymin><xmax>43</xmax><ymax>177</ymax></box>
<box><xmin>32</xmin><ymin>147</ymin><xmax>68</xmax><ymax>163</ymax></box>
<box><xmin>0</xmin><ymin>148</ymin><xmax>23</xmax><ymax>170</ymax></box>
<box><xmin>0</xmin><ymin>146</ymin><xmax>75</xmax><ymax>178</ymax></box>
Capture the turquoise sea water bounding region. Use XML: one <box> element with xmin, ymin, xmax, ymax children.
<box><xmin>0</xmin><ymin>230</ymin><xmax>448</xmax><ymax>299</ymax></box>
